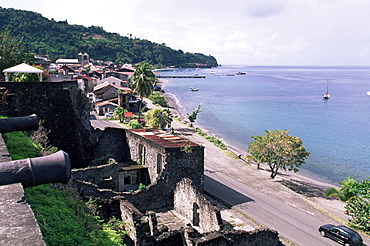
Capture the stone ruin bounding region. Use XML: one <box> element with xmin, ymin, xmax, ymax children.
<box><xmin>71</xmin><ymin>128</ymin><xmax>284</xmax><ymax>246</ymax></box>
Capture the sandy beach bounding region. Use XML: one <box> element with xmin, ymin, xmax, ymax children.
<box><xmin>154</xmin><ymin>87</ymin><xmax>350</xmax><ymax>226</ymax></box>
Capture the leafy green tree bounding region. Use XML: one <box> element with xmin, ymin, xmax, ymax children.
<box><xmin>145</xmin><ymin>108</ymin><xmax>172</xmax><ymax>129</ymax></box>
<box><xmin>324</xmin><ymin>177</ymin><xmax>358</xmax><ymax>202</ymax></box>
<box><xmin>346</xmin><ymin>196</ymin><xmax>370</xmax><ymax>233</ymax></box>
<box><xmin>345</xmin><ymin>178</ymin><xmax>370</xmax><ymax>234</ymax></box>
<box><xmin>130</xmin><ymin>61</ymin><xmax>156</xmax><ymax>120</ymax></box>
<box><xmin>187</xmin><ymin>104</ymin><xmax>201</xmax><ymax>127</ymax></box>
<box><xmin>148</xmin><ymin>92</ymin><xmax>167</xmax><ymax>107</ymax></box>
<box><xmin>114</xmin><ymin>107</ymin><xmax>127</xmax><ymax>123</ymax></box>
<box><xmin>247</xmin><ymin>130</ymin><xmax>310</xmax><ymax>179</ymax></box>
<box><xmin>0</xmin><ymin>30</ymin><xmax>34</xmax><ymax>78</ymax></box>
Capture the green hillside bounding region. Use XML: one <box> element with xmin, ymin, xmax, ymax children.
<box><xmin>0</xmin><ymin>7</ymin><xmax>218</xmax><ymax>68</ymax></box>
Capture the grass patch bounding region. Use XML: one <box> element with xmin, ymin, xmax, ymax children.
<box><xmin>195</xmin><ymin>128</ymin><xmax>227</xmax><ymax>150</ymax></box>
<box><xmin>3</xmin><ymin>130</ymin><xmax>126</xmax><ymax>245</ymax></box>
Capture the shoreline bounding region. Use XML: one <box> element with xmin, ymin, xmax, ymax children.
<box><xmin>162</xmin><ymin>90</ymin><xmax>340</xmax><ymax>190</ymax></box>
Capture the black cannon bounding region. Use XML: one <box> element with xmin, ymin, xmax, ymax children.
<box><xmin>0</xmin><ymin>114</ymin><xmax>39</xmax><ymax>134</ymax></box>
<box><xmin>0</xmin><ymin>150</ymin><xmax>71</xmax><ymax>187</ymax></box>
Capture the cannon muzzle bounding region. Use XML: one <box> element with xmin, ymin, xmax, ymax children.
<box><xmin>0</xmin><ymin>114</ymin><xmax>39</xmax><ymax>134</ymax></box>
<box><xmin>0</xmin><ymin>150</ymin><xmax>71</xmax><ymax>187</ymax></box>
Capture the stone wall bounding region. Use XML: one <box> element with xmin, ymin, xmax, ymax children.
<box><xmin>92</xmin><ymin>128</ymin><xmax>131</xmax><ymax>163</ymax></box>
<box><xmin>174</xmin><ymin>178</ymin><xmax>222</xmax><ymax>234</ymax></box>
<box><xmin>0</xmin><ymin>81</ymin><xmax>95</xmax><ymax>168</ymax></box>
<box><xmin>125</xmin><ymin>130</ymin><xmax>204</xmax><ymax>192</ymax></box>
<box><xmin>0</xmin><ymin>134</ymin><xmax>46</xmax><ymax>245</ymax></box>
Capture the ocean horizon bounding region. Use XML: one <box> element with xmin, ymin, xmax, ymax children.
<box><xmin>161</xmin><ymin>65</ymin><xmax>370</xmax><ymax>185</ymax></box>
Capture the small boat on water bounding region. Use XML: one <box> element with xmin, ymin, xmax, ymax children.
<box><xmin>235</xmin><ymin>71</ymin><xmax>246</xmax><ymax>75</ymax></box>
<box><xmin>190</xmin><ymin>87</ymin><xmax>199</xmax><ymax>91</ymax></box>
<box><xmin>367</xmin><ymin>91</ymin><xmax>370</xmax><ymax>96</ymax></box>
<box><xmin>323</xmin><ymin>80</ymin><xmax>330</xmax><ymax>99</ymax></box>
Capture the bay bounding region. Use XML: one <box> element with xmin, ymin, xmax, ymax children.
<box><xmin>161</xmin><ymin>66</ymin><xmax>370</xmax><ymax>184</ymax></box>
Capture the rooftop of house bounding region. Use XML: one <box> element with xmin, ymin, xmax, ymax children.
<box><xmin>129</xmin><ymin>129</ymin><xmax>200</xmax><ymax>149</ymax></box>
<box><xmin>93</xmin><ymin>81</ymin><xmax>133</xmax><ymax>94</ymax></box>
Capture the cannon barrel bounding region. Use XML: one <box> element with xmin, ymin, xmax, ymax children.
<box><xmin>0</xmin><ymin>150</ymin><xmax>71</xmax><ymax>187</ymax></box>
<box><xmin>0</xmin><ymin>114</ymin><xmax>39</xmax><ymax>134</ymax></box>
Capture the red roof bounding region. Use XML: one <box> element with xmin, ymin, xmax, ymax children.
<box><xmin>129</xmin><ymin>129</ymin><xmax>200</xmax><ymax>148</ymax></box>
<box><xmin>124</xmin><ymin>112</ymin><xmax>133</xmax><ymax>117</ymax></box>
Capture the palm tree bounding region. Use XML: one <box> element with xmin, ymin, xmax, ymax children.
<box><xmin>130</xmin><ymin>62</ymin><xmax>156</xmax><ymax>120</ymax></box>
<box><xmin>145</xmin><ymin>108</ymin><xmax>172</xmax><ymax>129</ymax></box>
<box><xmin>324</xmin><ymin>177</ymin><xmax>358</xmax><ymax>202</ymax></box>
<box><xmin>114</xmin><ymin>107</ymin><xmax>127</xmax><ymax>122</ymax></box>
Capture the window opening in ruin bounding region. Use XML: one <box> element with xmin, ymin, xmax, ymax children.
<box><xmin>156</xmin><ymin>154</ymin><xmax>163</xmax><ymax>174</ymax></box>
<box><xmin>138</xmin><ymin>144</ymin><xmax>146</xmax><ymax>165</ymax></box>
<box><xmin>192</xmin><ymin>202</ymin><xmax>200</xmax><ymax>226</ymax></box>
<box><xmin>124</xmin><ymin>176</ymin><xmax>131</xmax><ymax>184</ymax></box>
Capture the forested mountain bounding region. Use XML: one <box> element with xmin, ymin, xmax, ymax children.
<box><xmin>0</xmin><ymin>7</ymin><xmax>218</xmax><ymax>68</ymax></box>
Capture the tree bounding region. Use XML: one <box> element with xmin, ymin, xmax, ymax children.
<box><xmin>324</xmin><ymin>177</ymin><xmax>358</xmax><ymax>202</ymax></box>
<box><xmin>247</xmin><ymin>130</ymin><xmax>310</xmax><ymax>179</ymax></box>
<box><xmin>346</xmin><ymin>196</ymin><xmax>370</xmax><ymax>233</ymax></box>
<box><xmin>144</xmin><ymin>108</ymin><xmax>172</xmax><ymax>129</ymax></box>
<box><xmin>114</xmin><ymin>107</ymin><xmax>127</xmax><ymax>123</ymax></box>
<box><xmin>0</xmin><ymin>30</ymin><xmax>34</xmax><ymax>78</ymax></box>
<box><xmin>130</xmin><ymin>61</ymin><xmax>156</xmax><ymax>120</ymax></box>
<box><xmin>344</xmin><ymin>178</ymin><xmax>370</xmax><ymax>233</ymax></box>
<box><xmin>187</xmin><ymin>104</ymin><xmax>201</xmax><ymax>127</ymax></box>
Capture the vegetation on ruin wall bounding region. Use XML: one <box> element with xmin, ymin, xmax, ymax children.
<box><xmin>0</xmin><ymin>7</ymin><xmax>218</xmax><ymax>68</ymax></box>
<box><xmin>2</xmin><ymin>130</ymin><xmax>126</xmax><ymax>246</ymax></box>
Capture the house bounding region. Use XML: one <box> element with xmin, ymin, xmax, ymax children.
<box><xmin>89</xmin><ymin>70</ymin><xmax>104</xmax><ymax>80</ymax></box>
<box><xmin>95</xmin><ymin>99</ymin><xmax>119</xmax><ymax>116</ymax></box>
<box><xmin>105</xmin><ymin>66</ymin><xmax>135</xmax><ymax>81</ymax></box>
<box><xmin>75</xmin><ymin>75</ymin><xmax>97</xmax><ymax>92</ymax></box>
<box><xmin>93</xmin><ymin>81</ymin><xmax>137</xmax><ymax>113</ymax></box>
<box><xmin>97</xmin><ymin>76</ymin><xmax>128</xmax><ymax>87</ymax></box>
<box><xmin>123</xmin><ymin>111</ymin><xmax>133</xmax><ymax>122</ymax></box>
<box><xmin>60</xmin><ymin>65</ymin><xmax>82</xmax><ymax>75</ymax></box>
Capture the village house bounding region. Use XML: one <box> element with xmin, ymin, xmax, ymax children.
<box><xmin>93</xmin><ymin>81</ymin><xmax>137</xmax><ymax>115</ymax></box>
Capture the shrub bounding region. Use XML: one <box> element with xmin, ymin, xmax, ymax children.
<box><xmin>149</xmin><ymin>92</ymin><xmax>168</xmax><ymax>107</ymax></box>
<box><xmin>129</xmin><ymin>120</ymin><xmax>142</xmax><ymax>129</ymax></box>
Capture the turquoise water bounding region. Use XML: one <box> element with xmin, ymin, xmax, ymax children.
<box><xmin>161</xmin><ymin>66</ymin><xmax>370</xmax><ymax>184</ymax></box>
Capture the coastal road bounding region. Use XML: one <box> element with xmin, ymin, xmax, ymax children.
<box><xmin>204</xmin><ymin>168</ymin><xmax>369</xmax><ymax>246</ymax></box>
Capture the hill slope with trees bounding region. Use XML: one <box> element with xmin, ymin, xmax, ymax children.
<box><xmin>0</xmin><ymin>7</ymin><xmax>218</xmax><ymax>68</ymax></box>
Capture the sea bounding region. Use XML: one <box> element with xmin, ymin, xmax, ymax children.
<box><xmin>159</xmin><ymin>65</ymin><xmax>370</xmax><ymax>185</ymax></box>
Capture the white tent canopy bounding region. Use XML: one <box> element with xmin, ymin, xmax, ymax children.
<box><xmin>3</xmin><ymin>63</ymin><xmax>43</xmax><ymax>82</ymax></box>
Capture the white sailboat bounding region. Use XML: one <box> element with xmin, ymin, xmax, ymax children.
<box><xmin>323</xmin><ymin>80</ymin><xmax>330</xmax><ymax>99</ymax></box>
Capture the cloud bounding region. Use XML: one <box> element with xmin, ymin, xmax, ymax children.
<box><xmin>244</xmin><ymin>0</ymin><xmax>284</xmax><ymax>18</ymax></box>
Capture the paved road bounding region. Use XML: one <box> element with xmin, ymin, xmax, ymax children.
<box><xmin>205</xmin><ymin>168</ymin><xmax>369</xmax><ymax>246</ymax></box>
<box><xmin>205</xmin><ymin>169</ymin><xmax>331</xmax><ymax>245</ymax></box>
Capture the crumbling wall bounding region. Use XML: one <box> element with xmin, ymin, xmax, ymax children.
<box><xmin>92</xmin><ymin>128</ymin><xmax>131</xmax><ymax>163</ymax></box>
<box><xmin>0</xmin><ymin>81</ymin><xmax>94</xmax><ymax>168</ymax></box>
<box><xmin>125</xmin><ymin>130</ymin><xmax>204</xmax><ymax>193</ymax></box>
<box><xmin>125</xmin><ymin>130</ymin><xmax>167</xmax><ymax>183</ymax></box>
<box><xmin>191</xmin><ymin>228</ymin><xmax>284</xmax><ymax>246</ymax></box>
<box><xmin>174</xmin><ymin>178</ymin><xmax>222</xmax><ymax>234</ymax></box>
<box><xmin>120</xmin><ymin>200</ymin><xmax>142</xmax><ymax>245</ymax></box>
<box><xmin>72</xmin><ymin>163</ymin><xmax>123</xmax><ymax>190</ymax></box>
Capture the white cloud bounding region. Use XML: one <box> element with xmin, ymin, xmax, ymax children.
<box><xmin>1</xmin><ymin>0</ymin><xmax>370</xmax><ymax>65</ymax></box>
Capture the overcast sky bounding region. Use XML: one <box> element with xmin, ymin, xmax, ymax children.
<box><xmin>1</xmin><ymin>0</ymin><xmax>370</xmax><ymax>66</ymax></box>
